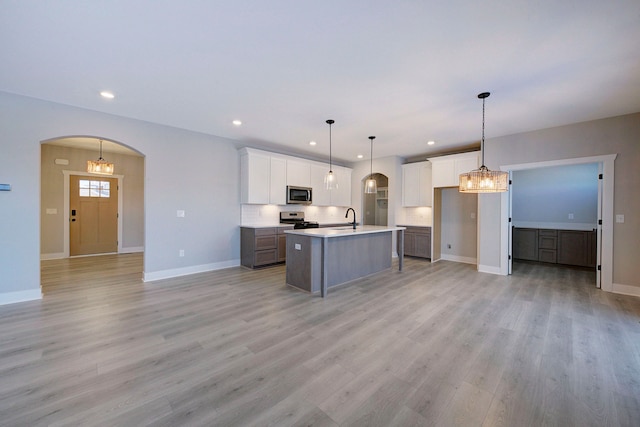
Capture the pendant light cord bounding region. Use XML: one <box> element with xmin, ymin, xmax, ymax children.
<box><xmin>477</xmin><ymin>92</ymin><xmax>490</xmax><ymax>168</ymax></box>
<box><xmin>369</xmin><ymin>136</ymin><xmax>375</xmax><ymax>179</ymax></box>
<box><xmin>481</xmin><ymin>96</ymin><xmax>485</xmax><ymax>167</ymax></box>
<box><xmin>326</xmin><ymin>119</ymin><xmax>334</xmax><ymax>172</ymax></box>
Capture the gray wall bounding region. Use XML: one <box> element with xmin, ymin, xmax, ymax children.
<box><xmin>479</xmin><ymin>112</ymin><xmax>640</xmax><ymax>290</ymax></box>
<box><xmin>0</xmin><ymin>91</ymin><xmax>241</xmax><ymax>302</ymax></box>
<box><xmin>512</xmin><ymin>163</ymin><xmax>598</xmax><ymax>228</ymax></box>
<box><xmin>41</xmin><ymin>144</ymin><xmax>145</xmax><ymax>255</ymax></box>
<box><xmin>440</xmin><ymin>188</ymin><xmax>477</xmax><ymax>261</ymax></box>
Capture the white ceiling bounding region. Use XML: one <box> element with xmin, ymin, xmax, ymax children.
<box><xmin>2</xmin><ymin>1</ymin><xmax>639</xmax><ymax>164</ymax></box>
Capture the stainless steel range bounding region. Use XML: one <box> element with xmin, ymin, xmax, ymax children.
<box><xmin>280</xmin><ymin>211</ymin><xmax>319</xmax><ymax>229</ymax></box>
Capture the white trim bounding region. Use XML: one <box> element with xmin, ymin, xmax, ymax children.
<box><xmin>478</xmin><ymin>264</ymin><xmax>502</xmax><ymax>275</ymax></box>
<box><xmin>611</xmin><ymin>283</ymin><xmax>640</xmax><ymax>298</ymax></box>
<box><xmin>143</xmin><ymin>259</ymin><xmax>240</xmax><ymax>282</ymax></box>
<box><xmin>41</xmin><ymin>252</ymin><xmax>65</xmax><ymax>260</ymax></box>
<box><xmin>0</xmin><ymin>289</ymin><xmax>42</xmax><ymax>306</ymax></box>
<box><xmin>62</xmin><ymin>170</ymin><xmax>124</xmax><ymax>257</ymax></box>
<box><xmin>120</xmin><ymin>246</ymin><xmax>144</xmax><ymax>254</ymax></box>
<box><xmin>440</xmin><ymin>254</ymin><xmax>477</xmax><ymax>265</ymax></box>
<box><xmin>500</xmin><ymin>154</ymin><xmax>616</xmax><ymax>293</ymax></box>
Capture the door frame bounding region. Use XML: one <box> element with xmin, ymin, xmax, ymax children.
<box><xmin>63</xmin><ymin>170</ymin><xmax>124</xmax><ymax>258</ymax></box>
<box><xmin>500</xmin><ymin>154</ymin><xmax>616</xmax><ymax>291</ymax></box>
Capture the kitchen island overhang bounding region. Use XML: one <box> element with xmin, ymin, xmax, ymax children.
<box><xmin>284</xmin><ymin>226</ymin><xmax>406</xmax><ymax>297</ymax></box>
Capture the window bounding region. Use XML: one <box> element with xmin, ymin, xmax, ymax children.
<box><xmin>79</xmin><ymin>180</ymin><xmax>110</xmax><ymax>198</ymax></box>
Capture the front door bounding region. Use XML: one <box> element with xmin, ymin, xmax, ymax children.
<box><xmin>70</xmin><ymin>176</ymin><xmax>118</xmax><ymax>256</ymax></box>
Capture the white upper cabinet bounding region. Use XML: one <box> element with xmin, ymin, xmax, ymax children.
<box><xmin>428</xmin><ymin>152</ymin><xmax>479</xmax><ymax>188</ymax></box>
<box><xmin>402</xmin><ymin>161</ymin><xmax>432</xmax><ymax>207</ymax></box>
<box><xmin>269</xmin><ymin>157</ymin><xmax>287</xmax><ymax>205</ymax></box>
<box><xmin>240</xmin><ymin>148</ymin><xmax>287</xmax><ymax>205</ymax></box>
<box><xmin>331</xmin><ymin>166</ymin><xmax>352</xmax><ymax>207</ymax></box>
<box><xmin>240</xmin><ymin>148</ymin><xmax>352</xmax><ymax>207</ymax></box>
<box><xmin>310</xmin><ymin>163</ymin><xmax>331</xmax><ymax>206</ymax></box>
<box><xmin>310</xmin><ymin>164</ymin><xmax>351</xmax><ymax>207</ymax></box>
<box><xmin>286</xmin><ymin>159</ymin><xmax>311</xmax><ymax>187</ymax></box>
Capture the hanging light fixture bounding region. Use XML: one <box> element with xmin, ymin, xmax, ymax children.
<box><xmin>87</xmin><ymin>139</ymin><xmax>115</xmax><ymax>175</ymax></box>
<box><xmin>365</xmin><ymin>136</ymin><xmax>377</xmax><ymax>194</ymax></box>
<box><xmin>459</xmin><ymin>92</ymin><xmax>508</xmax><ymax>193</ymax></box>
<box><xmin>324</xmin><ymin>119</ymin><xmax>338</xmax><ymax>190</ymax></box>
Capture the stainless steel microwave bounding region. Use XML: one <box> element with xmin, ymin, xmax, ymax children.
<box><xmin>287</xmin><ymin>186</ymin><xmax>312</xmax><ymax>205</ymax></box>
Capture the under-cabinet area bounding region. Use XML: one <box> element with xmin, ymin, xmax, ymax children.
<box><xmin>240</xmin><ymin>226</ymin><xmax>292</xmax><ymax>268</ymax></box>
<box><xmin>397</xmin><ymin>226</ymin><xmax>431</xmax><ymax>259</ymax></box>
<box><xmin>512</xmin><ymin>227</ymin><xmax>596</xmax><ymax>268</ymax></box>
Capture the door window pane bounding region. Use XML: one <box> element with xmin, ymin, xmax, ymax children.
<box><xmin>79</xmin><ymin>179</ymin><xmax>111</xmax><ymax>198</ymax></box>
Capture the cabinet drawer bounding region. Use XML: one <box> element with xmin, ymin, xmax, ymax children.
<box><xmin>254</xmin><ymin>249</ymin><xmax>278</xmax><ymax>266</ymax></box>
<box><xmin>255</xmin><ymin>228</ymin><xmax>277</xmax><ymax>236</ymax></box>
<box><xmin>538</xmin><ymin>230</ymin><xmax>557</xmax><ymax>250</ymax></box>
<box><xmin>538</xmin><ymin>249</ymin><xmax>557</xmax><ymax>263</ymax></box>
<box><xmin>255</xmin><ymin>235</ymin><xmax>277</xmax><ymax>250</ymax></box>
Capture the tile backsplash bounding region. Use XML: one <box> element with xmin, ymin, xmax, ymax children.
<box><xmin>241</xmin><ymin>204</ymin><xmax>433</xmax><ymax>226</ymax></box>
<box><xmin>397</xmin><ymin>207</ymin><xmax>432</xmax><ymax>226</ymax></box>
<box><xmin>241</xmin><ymin>204</ymin><xmax>352</xmax><ymax>225</ymax></box>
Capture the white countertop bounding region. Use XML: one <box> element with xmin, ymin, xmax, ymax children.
<box><xmin>284</xmin><ymin>225</ymin><xmax>405</xmax><ymax>238</ymax></box>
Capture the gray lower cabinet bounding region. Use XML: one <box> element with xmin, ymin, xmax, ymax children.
<box><xmin>513</xmin><ymin>227</ymin><xmax>596</xmax><ymax>268</ymax></box>
<box><xmin>241</xmin><ymin>226</ymin><xmax>290</xmax><ymax>268</ymax></box>
<box><xmin>401</xmin><ymin>226</ymin><xmax>431</xmax><ymax>259</ymax></box>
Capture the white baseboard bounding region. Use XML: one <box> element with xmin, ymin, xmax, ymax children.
<box><xmin>611</xmin><ymin>282</ymin><xmax>640</xmax><ymax>298</ymax></box>
<box><xmin>120</xmin><ymin>246</ymin><xmax>144</xmax><ymax>254</ymax></box>
<box><xmin>143</xmin><ymin>259</ymin><xmax>240</xmax><ymax>282</ymax></box>
<box><xmin>41</xmin><ymin>252</ymin><xmax>64</xmax><ymax>260</ymax></box>
<box><xmin>440</xmin><ymin>254</ymin><xmax>477</xmax><ymax>265</ymax></box>
<box><xmin>478</xmin><ymin>264</ymin><xmax>504</xmax><ymax>275</ymax></box>
<box><xmin>0</xmin><ymin>289</ymin><xmax>42</xmax><ymax>306</ymax></box>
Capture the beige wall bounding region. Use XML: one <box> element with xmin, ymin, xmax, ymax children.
<box><xmin>485</xmin><ymin>112</ymin><xmax>640</xmax><ymax>290</ymax></box>
<box><xmin>40</xmin><ymin>144</ymin><xmax>145</xmax><ymax>256</ymax></box>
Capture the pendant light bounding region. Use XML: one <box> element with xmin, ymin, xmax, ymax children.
<box><xmin>365</xmin><ymin>136</ymin><xmax>377</xmax><ymax>194</ymax></box>
<box><xmin>87</xmin><ymin>139</ymin><xmax>115</xmax><ymax>175</ymax></box>
<box><xmin>324</xmin><ymin>119</ymin><xmax>337</xmax><ymax>190</ymax></box>
<box><xmin>459</xmin><ymin>92</ymin><xmax>508</xmax><ymax>193</ymax></box>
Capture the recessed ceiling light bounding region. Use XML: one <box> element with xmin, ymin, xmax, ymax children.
<box><xmin>100</xmin><ymin>91</ymin><xmax>114</xmax><ymax>99</ymax></box>
<box><xmin>427</xmin><ymin>140</ymin><xmax>435</xmax><ymax>145</ymax></box>
<box><xmin>309</xmin><ymin>141</ymin><xmax>317</xmax><ymax>146</ymax></box>
<box><xmin>357</xmin><ymin>154</ymin><xmax>364</xmax><ymax>159</ymax></box>
<box><xmin>232</xmin><ymin>120</ymin><xmax>242</xmax><ymax>126</ymax></box>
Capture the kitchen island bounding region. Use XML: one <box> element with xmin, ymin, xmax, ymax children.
<box><xmin>284</xmin><ymin>225</ymin><xmax>405</xmax><ymax>297</ymax></box>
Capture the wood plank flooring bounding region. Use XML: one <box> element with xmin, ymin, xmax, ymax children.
<box><xmin>0</xmin><ymin>254</ymin><xmax>639</xmax><ymax>425</ymax></box>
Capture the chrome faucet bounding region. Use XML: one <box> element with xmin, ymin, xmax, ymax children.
<box><xmin>345</xmin><ymin>208</ymin><xmax>357</xmax><ymax>229</ymax></box>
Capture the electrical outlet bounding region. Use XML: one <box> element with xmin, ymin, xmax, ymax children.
<box><xmin>177</xmin><ymin>210</ymin><xmax>185</xmax><ymax>218</ymax></box>
<box><xmin>616</xmin><ymin>214</ymin><xmax>625</xmax><ymax>223</ymax></box>
<box><xmin>568</xmin><ymin>213</ymin><xmax>574</xmax><ymax>220</ymax></box>
<box><xmin>295</xmin><ymin>244</ymin><xmax>301</xmax><ymax>250</ymax></box>
<box><xmin>179</xmin><ymin>249</ymin><xmax>185</xmax><ymax>257</ymax></box>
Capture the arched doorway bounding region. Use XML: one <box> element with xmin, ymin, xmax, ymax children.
<box><xmin>40</xmin><ymin>136</ymin><xmax>145</xmax><ymax>263</ymax></box>
<box><xmin>362</xmin><ymin>173</ymin><xmax>388</xmax><ymax>226</ymax></box>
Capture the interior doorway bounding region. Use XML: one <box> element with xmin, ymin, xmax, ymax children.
<box><xmin>40</xmin><ymin>136</ymin><xmax>145</xmax><ymax>262</ymax></box>
<box><xmin>502</xmin><ymin>154</ymin><xmax>617</xmax><ymax>291</ymax></box>
<box><xmin>362</xmin><ymin>173</ymin><xmax>388</xmax><ymax>226</ymax></box>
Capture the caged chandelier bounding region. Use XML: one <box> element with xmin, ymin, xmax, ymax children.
<box><xmin>87</xmin><ymin>139</ymin><xmax>115</xmax><ymax>175</ymax></box>
<box><xmin>459</xmin><ymin>92</ymin><xmax>508</xmax><ymax>193</ymax></box>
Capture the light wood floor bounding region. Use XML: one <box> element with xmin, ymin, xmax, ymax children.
<box><xmin>0</xmin><ymin>254</ymin><xmax>638</xmax><ymax>426</ymax></box>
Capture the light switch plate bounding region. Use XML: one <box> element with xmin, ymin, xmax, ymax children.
<box><xmin>177</xmin><ymin>210</ymin><xmax>185</xmax><ymax>217</ymax></box>
<box><xmin>616</xmin><ymin>214</ymin><xmax>625</xmax><ymax>223</ymax></box>
<box><xmin>295</xmin><ymin>244</ymin><xmax>301</xmax><ymax>250</ymax></box>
